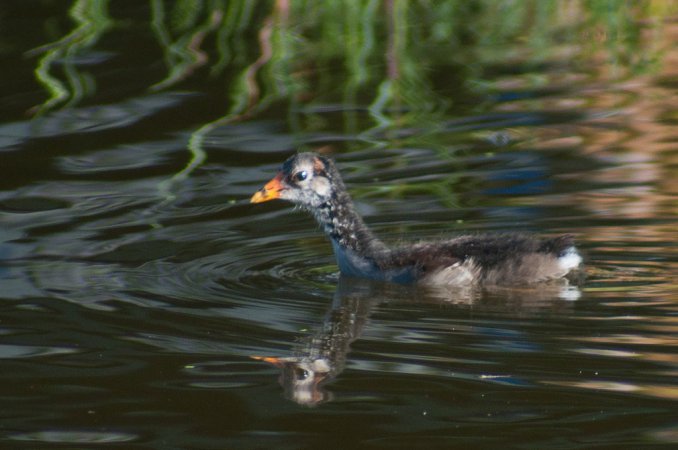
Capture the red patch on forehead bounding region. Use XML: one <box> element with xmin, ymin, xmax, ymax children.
<box><xmin>313</xmin><ymin>156</ymin><xmax>326</xmax><ymax>174</ymax></box>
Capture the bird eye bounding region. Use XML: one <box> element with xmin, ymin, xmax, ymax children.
<box><xmin>294</xmin><ymin>170</ymin><xmax>308</xmax><ymax>182</ymax></box>
<box><xmin>295</xmin><ymin>368</ymin><xmax>310</xmax><ymax>380</ymax></box>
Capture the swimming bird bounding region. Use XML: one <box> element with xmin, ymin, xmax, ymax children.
<box><xmin>251</xmin><ymin>152</ymin><xmax>582</xmax><ymax>286</ymax></box>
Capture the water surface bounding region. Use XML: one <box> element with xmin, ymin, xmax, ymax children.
<box><xmin>1</xmin><ymin>2</ymin><xmax>677</xmax><ymax>449</ymax></box>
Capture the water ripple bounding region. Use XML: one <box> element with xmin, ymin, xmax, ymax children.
<box><xmin>9</xmin><ymin>430</ymin><xmax>138</xmax><ymax>444</ymax></box>
<box><xmin>0</xmin><ymin>344</ymin><xmax>79</xmax><ymax>359</ymax></box>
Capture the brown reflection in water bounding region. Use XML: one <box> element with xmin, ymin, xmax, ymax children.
<box><xmin>254</xmin><ymin>277</ymin><xmax>581</xmax><ymax>406</ymax></box>
<box><xmin>577</xmin><ymin>21</ymin><xmax>678</xmax><ymax>221</ymax></box>
<box><xmin>497</xmin><ymin>19</ymin><xmax>678</xmax><ymax>237</ymax></box>
<box><xmin>551</xmin><ymin>309</ymin><xmax>678</xmax><ymax>403</ymax></box>
<box><xmin>543</xmin><ymin>379</ymin><xmax>678</xmax><ymax>401</ymax></box>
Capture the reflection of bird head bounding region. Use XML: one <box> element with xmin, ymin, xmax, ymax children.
<box><xmin>252</xmin><ymin>356</ymin><xmax>333</xmax><ymax>406</ymax></box>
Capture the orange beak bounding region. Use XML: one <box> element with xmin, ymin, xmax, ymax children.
<box><xmin>251</xmin><ymin>355</ymin><xmax>285</xmax><ymax>368</ymax></box>
<box><xmin>250</xmin><ymin>173</ymin><xmax>285</xmax><ymax>203</ymax></box>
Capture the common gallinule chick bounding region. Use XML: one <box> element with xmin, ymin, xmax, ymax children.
<box><xmin>251</xmin><ymin>153</ymin><xmax>582</xmax><ymax>286</ymax></box>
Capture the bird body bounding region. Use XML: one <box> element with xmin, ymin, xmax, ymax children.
<box><xmin>251</xmin><ymin>153</ymin><xmax>582</xmax><ymax>286</ymax></box>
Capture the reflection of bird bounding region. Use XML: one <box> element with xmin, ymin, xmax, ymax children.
<box><xmin>251</xmin><ymin>355</ymin><xmax>334</xmax><ymax>406</ymax></box>
<box><xmin>252</xmin><ymin>280</ymin><xmax>375</xmax><ymax>406</ymax></box>
<box><xmin>252</xmin><ymin>152</ymin><xmax>582</xmax><ymax>286</ymax></box>
<box><xmin>252</xmin><ymin>277</ymin><xmax>582</xmax><ymax>406</ymax></box>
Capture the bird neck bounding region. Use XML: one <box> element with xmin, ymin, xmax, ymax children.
<box><xmin>309</xmin><ymin>189</ymin><xmax>387</xmax><ymax>258</ymax></box>
<box><xmin>305</xmin><ymin>185</ymin><xmax>418</xmax><ymax>283</ymax></box>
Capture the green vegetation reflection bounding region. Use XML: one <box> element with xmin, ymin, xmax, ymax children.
<box><xmin>26</xmin><ymin>0</ymin><xmax>677</xmax><ymax>200</ymax></box>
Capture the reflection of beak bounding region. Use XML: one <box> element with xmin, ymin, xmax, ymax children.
<box><xmin>250</xmin><ymin>173</ymin><xmax>284</xmax><ymax>203</ymax></box>
<box><xmin>251</xmin><ymin>355</ymin><xmax>285</xmax><ymax>368</ymax></box>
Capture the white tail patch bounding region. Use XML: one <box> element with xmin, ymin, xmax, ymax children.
<box><xmin>558</xmin><ymin>246</ymin><xmax>582</xmax><ymax>272</ymax></box>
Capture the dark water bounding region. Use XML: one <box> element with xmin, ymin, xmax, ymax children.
<box><xmin>1</xmin><ymin>2</ymin><xmax>677</xmax><ymax>449</ymax></box>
